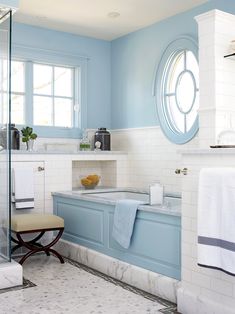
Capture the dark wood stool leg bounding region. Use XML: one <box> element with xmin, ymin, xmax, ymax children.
<box><xmin>14</xmin><ymin>228</ymin><xmax>64</xmax><ymax>265</ymax></box>
<box><xmin>48</xmin><ymin>248</ymin><xmax>64</xmax><ymax>264</ymax></box>
<box><xmin>11</xmin><ymin>231</ymin><xmax>50</xmax><ymax>257</ymax></box>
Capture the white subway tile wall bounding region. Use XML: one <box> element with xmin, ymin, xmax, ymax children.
<box><xmin>111</xmin><ymin>127</ymin><xmax>198</xmax><ymax>195</ymax></box>
<box><xmin>178</xmin><ymin>151</ymin><xmax>235</xmax><ymax>313</ymax></box>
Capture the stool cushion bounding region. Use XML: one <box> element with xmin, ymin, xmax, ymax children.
<box><xmin>11</xmin><ymin>214</ymin><xmax>64</xmax><ymax>232</ymax></box>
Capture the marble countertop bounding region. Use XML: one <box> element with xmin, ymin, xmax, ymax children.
<box><xmin>10</xmin><ymin>150</ymin><xmax>127</xmax><ymax>155</ymax></box>
<box><xmin>178</xmin><ymin>147</ymin><xmax>235</xmax><ymax>155</ymax></box>
<box><xmin>52</xmin><ymin>187</ymin><xmax>181</xmax><ymax>217</ymax></box>
<box><xmin>1</xmin><ymin>150</ymin><xmax>128</xmax><ymax>162</ymax></box>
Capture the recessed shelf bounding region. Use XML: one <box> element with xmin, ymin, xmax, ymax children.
<box><xmin>224</xmin><ymin>52</ymin><xmax>235</xmax><ymax>59</ymax></box>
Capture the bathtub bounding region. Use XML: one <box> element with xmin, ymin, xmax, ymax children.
<box><xmin>84</xmin><ymin>190</ymin><xmax>150</xmax><ymax>202</ymax></box>
<box><xmin>52</xmin><ymin>188</ymin><xmax>181</xmax><ymax>280</ymax></box>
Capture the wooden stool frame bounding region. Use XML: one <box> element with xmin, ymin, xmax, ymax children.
<box><xmin>11</xmin><ymin>227</ymin><xmax>64</xmax><ymax>265</ymax></box>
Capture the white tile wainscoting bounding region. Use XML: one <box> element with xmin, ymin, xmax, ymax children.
<box><xmin>178</xmin><ymin>149</ymin><xmax>235</xmax><ymax>314</ymax></box>
<box><xmin>110</xmin><ymin>126</ymin><xmax>198</xmax><ymax>195</ymax></box>
<box><xmin>18</xmin><ymin>126</ymin><xmax>198</xmax><ymax>196</ymax></box>
<box><xmin>10</xmin><ymin>151</ymin><xmax>128</xmax><ymax>217</ymax></box>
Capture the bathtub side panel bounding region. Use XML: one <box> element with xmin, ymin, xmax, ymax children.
<box><xmin>108</xmin><ymin>211</ymin><xmax>181</xmax><ymax>279</ymax></box>
<box><xmin>53</xmin><ymin>195</ymin><xmax>181</xmax><ymax>280</ymax></box>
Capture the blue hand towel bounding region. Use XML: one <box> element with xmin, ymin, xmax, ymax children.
<box><xmin>112</xmin><ymin>199</ymin><xmax>142</xmax><ymax>249</ymax></box>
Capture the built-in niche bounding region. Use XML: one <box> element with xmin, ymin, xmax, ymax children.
<box><xmin>72</xmin><ymin>160</ymin><xmax>117</xmax><ymax>189</ymax></box>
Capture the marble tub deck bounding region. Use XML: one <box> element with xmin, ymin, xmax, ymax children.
<box><xmin>0</xmin><ymin>256</ymin><xmax>179</xmax><ymax>314</ymax></box>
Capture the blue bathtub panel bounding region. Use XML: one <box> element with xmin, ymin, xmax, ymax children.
<box><xmin>109</xmin><ymin>214</ymin><xmax>180</xmax><ymax>265</ymax></box>
<box><xmin>53</xmin><ymin>196</ymin><xmax>181</xmax><ymax>280</ymax></box>
<box><xmin>108</xmin><ymin>213</ymin><xmax>181</xmax><ymax>279</ymax></box>
<box><xmin>56</xmin><ymin>200</ymin><xmax>104</xmax><ymax>246</ymax></box>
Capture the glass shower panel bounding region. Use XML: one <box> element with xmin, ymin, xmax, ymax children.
<box><xmin>0</xmin><ymin>10</ymin><xmax>12</xmax><ymax>263</ymax></box>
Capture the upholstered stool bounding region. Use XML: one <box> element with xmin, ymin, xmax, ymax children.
<box><xmin>11</xmin><ymin>214</ymin><xmax>64</xmax><ymax>265</ymax></box>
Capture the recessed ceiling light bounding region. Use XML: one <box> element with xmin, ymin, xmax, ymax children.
<box><xmin>107</xmin><ymin>12</ymin><xmax>120</xmax><ymax>19</ymax></box>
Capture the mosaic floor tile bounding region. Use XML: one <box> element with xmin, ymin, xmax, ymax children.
<box><xmin>0</xmin><ymin>278</ymin><xmax>36</xmax><ymax>295</ymax></box>
<box><xmin>0</xmin><ymin>255</ymin><xmax>179</xmax><ymax>313</ymax></box>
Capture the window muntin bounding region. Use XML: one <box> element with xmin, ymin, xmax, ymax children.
<box><xmin>154</xmin><ymin>37</ymin><xmax>199</xmax><ymax>144</ymax></box>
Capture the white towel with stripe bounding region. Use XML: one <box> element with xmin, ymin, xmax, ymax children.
<box><xmin>12</xmin><ymin>168</ymin><xmax>34</xmax><ymax>209</ymax></box>
<box><xmin>198</xmin><ymin>168</ymin><xmax>235</xmax><ymax>276</ymax></box>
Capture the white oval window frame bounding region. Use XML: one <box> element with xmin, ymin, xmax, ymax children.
<box><xmin>153</xmin><ymin>36</ymin><xmax>199</xmax><ymax>144</ymax></box>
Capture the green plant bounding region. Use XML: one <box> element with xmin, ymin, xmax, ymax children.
<box><xmin>21</xmin><ymin>126</ymin><xmax>37</xmax><ymax>143</ymax></box>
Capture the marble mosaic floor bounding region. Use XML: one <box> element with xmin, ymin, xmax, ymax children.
<box><xmin>0</xmin><ymin>256</ymin><xmax>178</xmax><ymax>314</ymax></box>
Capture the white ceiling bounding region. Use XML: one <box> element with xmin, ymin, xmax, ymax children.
<box><xmin>14</xmin><ymin>0</ymin><xmax>209</xmax><ymax>41</ymax></box>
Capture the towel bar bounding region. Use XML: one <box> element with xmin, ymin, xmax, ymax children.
<box><xmin>175</xmin><ymin>168</ymin><xmax>188</xmax><ymax>175</ymax></box>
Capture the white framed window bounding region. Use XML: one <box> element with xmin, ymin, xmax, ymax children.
<box><xmin>1</xmin><ymin>46</ymin><xmax>87</xmax><ymax>138</ymax></box>
<box><xmin>154</xmin><ymin>37</ymin><xmax>199</xmax><ymax>144</ymax></box>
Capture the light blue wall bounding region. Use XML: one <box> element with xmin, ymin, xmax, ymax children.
<box><xmin>12</xmin><ymin>22</ymin><xmax>111</xmax><ymax>131</ymax></box>
<box><xmin>111</xmin><ymin>0</ymin><xmax>235</xmax><ymax>129</ymax></box>
<box><xmin>0</xmin><ymin>0</ymin><xmax>18</xmax><ymax>9</ymax></box>
<box><xmin>11</xmin><ymin>0</ymin><xmax>235</xmax><ymax>134</ymax></box>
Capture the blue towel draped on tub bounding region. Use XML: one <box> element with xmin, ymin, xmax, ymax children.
<box><xmin>112</xmin><ymin>199</ymin><xmax>142</xmax><ymax>249</ymax></box>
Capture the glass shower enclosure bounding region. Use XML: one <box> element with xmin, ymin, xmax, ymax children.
<box><xmin>0</xmin><ymin>9</ymin><xmax>12</xmax><ymax>264</ymax></box>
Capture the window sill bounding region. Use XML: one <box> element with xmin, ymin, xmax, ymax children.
<box><xmin>15</xmin><ymin>125</ymin><xmax>82</xmax><ymax>139</ymax></box>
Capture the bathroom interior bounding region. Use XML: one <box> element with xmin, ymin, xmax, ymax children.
<box><xmin>1</xmin><ymin>0</ymin><xmax>235</xmax><ymax>313</ymax></box>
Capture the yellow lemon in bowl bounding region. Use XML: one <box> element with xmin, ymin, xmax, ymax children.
<box><xmin>81</xmin><ymin>174</ymin><xmax>100</xmax><ymax>189</ymax></box>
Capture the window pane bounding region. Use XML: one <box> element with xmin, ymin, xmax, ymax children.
<box><xmin>187</xmin><ymin>92</ymin><xmax>199</xmax><ymax>132</ymax></box>
<box><xmin>167</xmin><ymin>52</ymin><xmax>184</xmax><ymax>94</ymax></box>
<box><xmin>166</xmin><ymin>95</ymin><xmax>184</xmax><ymax>133</ymax></box>
<box><xmin>186</xmin><ymin>51</ymin><xmax>199</xmax><ymax>88</ymax></box>
<box><xmin>11</xmin><ymin>61</ymin><xmax>24</xmax><ymax>93</ymax></box>
<box><xmin>54</xmin><ymin>67</ymin><xmax>72</xmax><ymax>97</ymax></box>
<box><xmin>34</xmin><ymin>96</ymin><xmax>53</xmax><ymax>126</ymax></box>
<box><xmin>176</xmin><ymin>71</ymin><xmax>195</xmax><ymax>113</ymax></box>
<box><xmin>54</xmin><ymin>98</ymin><xmax>72</xmax><ymax>127</ymax></box>
<box><xmin>11</xmin><ymin>94</ymin><xmax>24</xmax><ymax>124</ymax></box>
<box><xmin>34</xmin><ymin>64</ymin><xmax>52</xmax><ymax>95</ymax></box>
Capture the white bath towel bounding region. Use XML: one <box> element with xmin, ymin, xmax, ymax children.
<box><xmin>12</xmin><ymin>168</ymin><xmax>34</xmax><ymax>209</ymax></box>
<box><xmin>198</xmin><ymin>168</ymin><xmax>235</xmax><ymax>276</ymax></box>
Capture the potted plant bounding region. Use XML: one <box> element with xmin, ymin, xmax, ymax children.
<box><xmin>21</xmin><ymin>126</ymin><xmax>37</xmax><ymax>151</ymax></box>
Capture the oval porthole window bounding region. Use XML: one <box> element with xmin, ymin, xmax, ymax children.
<box><xmin>154</xmin><ymin>37</ymin><xmax>199</xmax><ymax>144</ymax></box>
